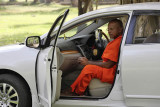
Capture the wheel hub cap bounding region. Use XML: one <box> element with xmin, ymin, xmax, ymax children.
<box><xmin>0</xmin><ymin>83</ymin><xmax>19</xmax><ymax>107</ymax></box>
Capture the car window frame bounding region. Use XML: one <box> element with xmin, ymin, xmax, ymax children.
<box><xmin>125</xmin><ymin>10</ymin><xmax>160</xmax><ymax>44</ymax></box>
<box><xmin>44</xmin><ymin>9</ymin><xmax>69</xmax><ymax>48</ymax></box>
<box><xmin>57</xmin><ymin>14</ymin><xmax>129</xmax><ymax>40</ymax></box>
<box><xmin>59</xmin><ymin>14</ymin><xmax>131</xmax><ymax>100</ymax></box>
<box><xmin>59</xmin><ymin>19</ymin><xmax>96</xmax><ymax>39</ymax></box>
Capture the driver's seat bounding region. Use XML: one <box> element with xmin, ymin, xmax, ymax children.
<box><xmin>89</xmin><ymin>78</ymin><xmax>112</xmax><ymax>97</ymax></box>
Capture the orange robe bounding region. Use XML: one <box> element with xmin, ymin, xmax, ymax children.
<box><xmin>71</xmin><ymin>36</ymin><xmax>122</xmax><ymax>95</ymax></box>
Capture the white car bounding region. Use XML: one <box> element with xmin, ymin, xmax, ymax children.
<box><xmin>0</xmin><ymin>2</ymin><xmax>160</xmax><ymax>107</ymax></box>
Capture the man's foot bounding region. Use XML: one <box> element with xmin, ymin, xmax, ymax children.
<box><xmin>61</xmin><ymin>88</ymin><xmax>78</xmax><ymax>96</ymax></box>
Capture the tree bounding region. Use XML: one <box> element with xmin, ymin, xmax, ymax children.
<box><xmin>39</xmin><ymin>0</ymin><xmax>45</xmax><ymax>3</ymax></box>
<box><xmin>38</xmin><ymin>0</ymin><xmax>51</xmax><ymax>3</ymax></box>
<box><xmin>32</xmin><ymin>0</ymin><xmax>38</xmax><ymax>4</ymax></box>
<box><xmin>78</xmin><ymin>0</ymin><xmax>99</xmax><ymax>15</ymax></box>
<box><xmin>71</xmin><ymin>0</ymin><xmax>78</xmax><ymax>7</ymax></box>
<box><xmin>45</xmin><ymin>0</ymin><xmax>51</xmax><ymax>4</ymax></box>
<box><xmin>78</xmin><ymin>0</ymin><xmax>91</xmax><ymax>15</ymax></box>
<box><xmin>9</xmin><ymin>0</ymin><xmax>16</xmax><ymax>2</ymax></box>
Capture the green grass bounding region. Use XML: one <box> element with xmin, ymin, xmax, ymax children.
<box><xmin>0</xmin><ymin>3</ymin><xmax>115</xmax><ymax>46</ymax></box>
<box><xmin>0</xmin><ymin>3</ymin><xmax>78</xmax><ymax>46</ymax></box>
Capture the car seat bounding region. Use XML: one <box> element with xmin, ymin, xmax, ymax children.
<box><xmin>55</xmin><ymin>47</ymin><xmax>64</xmax><ymax>101</ymax></box>
<box><xmin>143</xmin><ymin>33</ymin><xmax>160</xmax><ymax>43</ymax></box>
<box><xmin>89</xmin><ymin>78</ymin><xmax>112</xmax><ymax>97</ymax></box>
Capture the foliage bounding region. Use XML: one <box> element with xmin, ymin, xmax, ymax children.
<box><xmin>0</xmin><ymin>6</ymin><xmax>6</xmax><ymax>10</ymax></box>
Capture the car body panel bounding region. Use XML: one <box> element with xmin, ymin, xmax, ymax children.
<box><xmin>0</xmin><ymin>44</ymin><xmax>40</xmax><ymax>105</ymax></box>
<box><xmin>37</xmin><ymin>46</ymin><xmax>53</xmax><ymax>107</ymax></box>
<box><xmin>121</xmin><ymin>44</ymin><xmax>160</xmax><ymax>106</ymax></box>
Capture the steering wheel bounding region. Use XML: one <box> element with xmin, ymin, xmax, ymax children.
<box><xmin>96</xmin><ymin>29</ymin><xmax>110</xmax><ymax>48</ymax></box>
<box><xmin>92</xmin><ymin>29</ymin><xmax>110</xmax><ymax>60</ymax></box>
<box><xmin>100</xmin><ymin>30</ymin><xmax>110</xmax><ymax>43</ymax></box>
<box><xmin>97</xmin><ymin>29</ymin><xmax>104</xmax><ymax>49</ymax></box>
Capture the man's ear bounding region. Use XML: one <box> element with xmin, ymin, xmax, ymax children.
<box><xmin>118</xmin><ymin>27</ymin><xmax>123</xmax><ymax>34</ymax></box>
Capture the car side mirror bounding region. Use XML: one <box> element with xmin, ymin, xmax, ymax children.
<box><xmin>25</xmin><ymin>36</ymin><xmax>41</xmax><ymax>48</ymax></box>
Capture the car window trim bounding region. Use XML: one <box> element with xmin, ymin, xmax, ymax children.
<box><xmin>126</xmin><ymin>10</ymin><xmax>160</xmax><ymax>44</ymax></box>
<box><xmin>58</xmin><ymin>14</ymin><xmax>130</xmax><ymax>39</ymax></box>
<box><xmin>44</xmin><ymin>9</ymin><xmax>69</xmax><ymax>48</ymax></box>
<box><xmin>133</xmin><ymin>10</ymin><xmax>160</xmax><ymax>15</ymax></box>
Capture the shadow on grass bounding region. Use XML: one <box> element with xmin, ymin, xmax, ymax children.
<box><xmin>0</xmin><ymin>33</ymin><xmax>42</xmax><ymax>46</ymax></box>
<box><xmin>51</xmin><ymin>7</ymin><xmax>68</xmax><ymax>13</ymax></box>
<box><xmin>0</xmin><ymin>4</ymin><xmax>69</xmax><ymax>15</ymax></box>
<box><xmin>22</xmin><ymin>7</ymin><xmax>68</xmax><ymax>15</ymax></box>
<box><xmin>12</xmin><ymin>22</ymin><xmax>53</xmax><ymax>28</ymax></box>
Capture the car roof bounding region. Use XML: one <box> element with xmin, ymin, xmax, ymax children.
<box><xmin>96</xmin><ymin>2</ymin><xmax>160</xmax><ymax>13</ymax></box>
<box><xmin>41</xmin><ymin>2</ymin><xmax>160</xmax><ymax>39</ymax></box>
<box><xmin>64</xmin><ymin>2</ymin><xmax>160</xmax><ymax>27</ymax></box>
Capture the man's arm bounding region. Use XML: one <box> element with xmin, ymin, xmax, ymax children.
<box><xmin>78</xmin><ymin>57</ymin><xmax>116</xmax><ymax>69</ymax></box>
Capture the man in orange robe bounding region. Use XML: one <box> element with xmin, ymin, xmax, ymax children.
<box><xmin>71</xmin><ymin>19</ymin><xmax>123</xmax><ymax>95</ymax></box>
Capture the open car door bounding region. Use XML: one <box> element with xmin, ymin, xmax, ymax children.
<box><xmin>36</xmin><ymin>9</ymin><xmax>69</xmax><ymax>107</ymax></box>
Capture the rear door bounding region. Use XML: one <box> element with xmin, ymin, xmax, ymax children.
<box><xmin>36</xmin><ymin>9</ymin><xmax>69</xmax><ymax>107</ymax></box>
<box><xmin>121</xmin><ymin>11</ymin><xmax>160</xmax><ymax>106</ymax></box>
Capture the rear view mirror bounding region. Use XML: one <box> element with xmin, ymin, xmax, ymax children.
<box><xmin>25</xmin><ymin>36</ymin><xmax>41</xmax><ymax>48</ymax></box>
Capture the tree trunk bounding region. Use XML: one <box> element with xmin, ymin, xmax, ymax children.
<box><xmin>95</xmin><ymin>0</ymin><xmax>99</xmax><ymax>10</ymax></box>
<box><xmin>39</xmin><ymin>0</ymin><xmax>45</xmax><ymax>3</ymax></box>
<box><xmin>71</xmin><ymin>0</ymin><xmax>78</xmax><ymax>7</ymax></box>
<box><xmin>45</xmin><ymin>0</ymin><xmax>51</xmax><ymax>4</ymax></box>
<box><xmin>89</xmin><ymin>0</ymin><xmax>93</xmax><ymax>11</ymax></box>
<box><xmin>9</xmin><ymin>0</ymin><xmax>16</xmax><ymax>2</ymax></box>
<box><xmin>32</xmin><ymin>0</ymin><xmax>38</xmax><ymax>4</ymax></box>
<box><xmin>78</xmin><ymin>0</ymin><xmax>92</xmax><ymax>15</ymax></box>
<box><xmin>83</xmin><ymin>0</ymin><xmax>91</xmax><ymax>13</ymax></box>
<box><xmin>78</xmin><ymin>0</ymin><xmax>83</xmax><ymax>15</ymax></box>
<box><xmin>54</xmin><ymin>0</ymin><xmax>61</xmax><ymax>2</ymax></box>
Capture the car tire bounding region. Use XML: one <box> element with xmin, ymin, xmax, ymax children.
<box><xmin>0</xmin><ymin>74</ymin><xmax>32</xmax><ymax>107</ymax></box>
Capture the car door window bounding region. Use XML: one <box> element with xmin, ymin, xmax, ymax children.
<box><xmin>132</xmin><ymin>15</ymin><xmax>160</xmax><ymax>44</ymax></box>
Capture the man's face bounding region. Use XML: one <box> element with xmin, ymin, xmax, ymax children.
<box><xmin>108</xmin><ymin>22</ymin><xmax>122</xmax><ymax>39</ymax></box>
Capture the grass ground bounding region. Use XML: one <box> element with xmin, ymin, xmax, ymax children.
<box><xmin>0</xmin><ymin>3</ymin><xmax>116</xmax><ymax>46</ymax></box>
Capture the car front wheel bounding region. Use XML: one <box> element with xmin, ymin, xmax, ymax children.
<box><xmin>0</xmin><ymin>74</ymin><xmax>32</xmax><ymax>107</ymax></box>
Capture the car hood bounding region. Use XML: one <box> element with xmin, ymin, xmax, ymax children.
<box><xmin>0</xmin><ymin>44</ymin><xmax>25</xmax><ymax>53</ymax></box>
<box><xmin>0</xmin><ymin>44</ymin><xmax>40</xmax><ymax>58</ymax></box>
<box><xmin>0</xmin><ymin>44</ymin><xmax>39</xmax><ymax>69</ymax></box>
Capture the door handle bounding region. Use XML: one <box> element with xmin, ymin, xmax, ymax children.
<box><xmin>44</xmin><ymin>57</ymin><xmax>51</xmax><ymax>61</ymax></box>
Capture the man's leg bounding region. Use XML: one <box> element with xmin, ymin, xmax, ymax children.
<box><xmin>71</xmin><ymin>65</ymin><xmax>103</xmax><ymax>95</ymax></box>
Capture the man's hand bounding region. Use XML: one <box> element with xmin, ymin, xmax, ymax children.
<box><xmin>78</xmin><ymin>57</ymin><xmax>116</xmax><ymax>68</ymax></box>
<box><xmin>78</xmin><ymin>57</ymin><xmax>88</xmax><ymax>66</ymax></box>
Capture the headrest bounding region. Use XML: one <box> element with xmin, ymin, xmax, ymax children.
<box><xmin>143</xmin><ymin>33</ymin><xmax>160</xmax><ymax>43</ymax></box>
